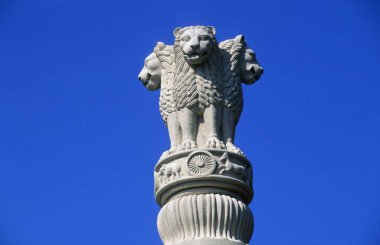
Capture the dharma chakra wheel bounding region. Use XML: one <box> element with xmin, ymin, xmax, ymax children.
<box><xmin>186</xmin><ymin>150</ymin><xmax>216</xmax><ymax>176</ymax></box>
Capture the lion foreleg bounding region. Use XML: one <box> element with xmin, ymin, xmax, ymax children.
<box><xmin>204</xmin><ymin>105</ymin><xmax>225</xmax><ymax>149</ymax></box>
<box><xmin>178</xmin><ymin>108</ymin><xmax>197</xmax><ymax>150</ymax></box>
<box><xmin>222</xmin><ymin>108</ymin><xmax>243</xmax><ymax>154</ymax></box>
<box><xmin>167</xmin><ymin>112</ymin><xmax>181</xmax><ymax>153</ymax></box>
<box><xmin>222</xmin><ymin>107</ymin><xmax>235</xmax><ymax>144</ymax></box>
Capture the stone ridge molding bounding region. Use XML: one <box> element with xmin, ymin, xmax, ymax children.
<box><xmin>138</xmin><ymin>25</ymin><xmax>263</xmax><ymax>245</ymax></box>
<box><xmin>158</xmin><ymin>194</ymin><xmax>253</xmax><ymax>245</ymax></box>
<box><xmin>154</xmin><ymin>149</ymin><xmax>253</xmax><ymax>207</ymax></box>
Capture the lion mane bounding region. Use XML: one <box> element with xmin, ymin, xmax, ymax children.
<box><xmin>173</xmin><ymin>26</ymin><xmax>223</xmax><ymax>115</ymax></box>
<box><xmin>219</xmin><ymin>36</ymin><xmax>246</xmax><ymax>124</ymax></box>
<box><xmin>153</xmin><ymin>42</ymin><xmax>175</xmax><ymax>125</ymax></box>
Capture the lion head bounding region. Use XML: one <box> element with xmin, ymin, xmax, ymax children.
<box><xmin>234</xmin><ymin>35</ymin><xmax>264</xmax><ymax>84</ymax></box>
<box><xmin>173</xmin><ymin>26</ymin><xmax>216</xmax><ymax>65</ymax></box>
<box><xmin>138</xmin><ymin>52</ymin><xmax>161</xmax><ymax>90</ymax></box>
<box><xmin>240</xmin><ymin>48</ymin><xmax>263</xmax><ymax>84</ymax></box>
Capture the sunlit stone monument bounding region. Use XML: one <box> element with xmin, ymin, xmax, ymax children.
<box><xmin>138</xmin><ymin>26</ymin><xmax>263</xmax><ymax>245</ymax></box>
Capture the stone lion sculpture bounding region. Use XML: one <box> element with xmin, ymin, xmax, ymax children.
<box><xmin>139</xmin><ymin>26</ymin><xmax>264</xmax><ymax>245</ymax></box>
<box><xmin>173</xmin><ymin>25</ymin><xmax>225</xmax><ymax>150</ymax></box>
<box><xmin>138</xmin><ymin>43</ymin><xmax>181</xmax><ymax>155</ymax></box>
<box><xmin>219</xmin><ymin>35</ymin><xmax>264</xmax><ymax>153</ymax></box>
<box><xmin>138</xmin><ymin>26</ymin><xmax>264</xmax><ymax>156</ymax></box>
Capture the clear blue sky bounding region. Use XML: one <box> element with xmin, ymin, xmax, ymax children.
<box><xmin>0</xmin><ymin>0</ymin><xmax>379</xmax><ymax>244</ymax></box>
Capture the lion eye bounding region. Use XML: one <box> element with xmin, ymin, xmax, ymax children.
<box><xmin>199</xmin><ymin>35</ymin><xmax>209</xmax><ymax>41</ymax></box>
<box><xmin>181</xmin><ymin>35</ymin><xmax>190</xmax><ymax>42</ymax></box>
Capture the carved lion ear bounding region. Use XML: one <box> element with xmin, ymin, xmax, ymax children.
<box><xmin>207</xmin><ymin>26</ymin><xmax>216</xmax><ymax>35</ymax></box>
<box><xmin>234</xmin><ymin>35</ymin><xmax>246</xmax><ymax>45</ymax></box>
<box><xmin>155</xmin><ymin>42</ymin><xmax>166</xmax><ymax>50</ymax></box>
<box><xmin>173</xmin><ymin>27</ymin><xmax>182</xmax><ymax>37</ymax></box>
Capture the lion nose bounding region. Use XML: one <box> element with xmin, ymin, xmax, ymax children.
<box><xmin>138</xmin><ymin>71</ymin><xmax>144</xmax><ymax>81</ymax></box>
<box><xmin>190</xmin><ymin>45</ymin><xmax>199</xmax><ymax>51</ymax></box>
<box><xmin>255</xmin><ymin>66</ymin><xmax>264</xmax><ymax>75</ymax></box>
<box><xmin>190</xmin><ymin>40</ymin><xmax>199</xmax><ymax>50</ymax></box>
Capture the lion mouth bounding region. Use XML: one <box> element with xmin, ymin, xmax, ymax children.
<box><xmin>138</xmin><ymin>72</ymin><xmax>151</xmax><ymax>87</ymax></box>
<box><xmin>145</xmin><ymin>73</ymin><xmax>152</xmax><ymax>85</ymax></box>
<box><xmin>141</xmin><ymin>73</ymin><xmax>151</xmax><ymax>87</ymax></box>
<box><xmin>184</xmin><ymin>51</ymin><xmax>207</xmax><ymax>61</ymax></box>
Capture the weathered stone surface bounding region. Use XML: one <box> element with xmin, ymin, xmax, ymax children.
<box><xmin>138</xmin><ymin>26</ymin><xmax>263</xmax><ymax>156</ymax></box>
<box><xmin>138</xmin><ymin>25</ymin><xmax>263</xmax><ymax>245</ymax></box>
<box><xmin>154</xmin><ymin>149</ymin><xmax>253</xmax><ymax>207</ymax></box>
<box><xmin>158</xmin><ymin>194</ymin><xmax>253</xmax><ymax>245</ymax></box>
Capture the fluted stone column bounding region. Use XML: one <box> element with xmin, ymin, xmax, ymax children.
<box><xmin>154</xmin><ymin>150</ymin><xmax>254</xmax><ymax>245</ymax></box>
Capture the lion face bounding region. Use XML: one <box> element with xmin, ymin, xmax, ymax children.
<box><xmin>138</xmin><ymin>52</ymin><xmax>161</xmax><ymax>90</ymax></box>
<box><xmin>178</xmin><ymin>27</ymin><xmax>215</xmax><ymax>65</ymax></box>
<box><xmin>240</xmin><ymin>48</ymin><xmax>263</xmax><ymax>84</ymax></box>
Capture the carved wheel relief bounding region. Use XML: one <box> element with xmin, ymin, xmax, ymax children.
<box><xmin>186</xmin><ymin>151</ymin><xmax>216</xmax><ymax>176</ymax></box>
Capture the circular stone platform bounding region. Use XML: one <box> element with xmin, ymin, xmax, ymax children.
<box><xmin>154</xmin><ymin>149</ymin><xmax>253</xmax><ymax>207</ymax></box>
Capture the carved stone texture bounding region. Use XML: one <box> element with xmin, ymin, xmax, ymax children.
<box><xmin>158</xmin><ymin>194</ymin><xmax>253</xmax><ymax>245</ymax></box>
<box><xmin>187</xmin><ymin>150</ymin><xmax>216</xmax><ymax>176</ymax></box>
<box><xmin>138</xmin><ymin>43</ymin><xmax>181</xmax><ymax>157</ymax></box>
<box><xmin>138</xmin><ymin>25</ymin><xmax>263</xmax><ymax>245</ymax></box>
<box><xmin>154</xmin><ymin>149</ymin><xmax>253</xmax><ymax>206</ymax></box>
<box><xmin>138</xmin><ymin>26</ymin><xmax>263</xmax><ymax>155</ymax></box>
<box><xmin>154</xmin><ymin>149</ymin><xmax>253</xmax><ymax>245</ymax></box>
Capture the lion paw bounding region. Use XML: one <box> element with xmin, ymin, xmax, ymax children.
<box><xmin>159</xmin><ymin>150</ymin><xmax>170</xmax><ymax>161</ymax></box>
<box><xmin>160</xmin><ymin>146</ymin><xmax>179</xmax><ymax>159</ymax></box>
<box><xmin>180</xmin><ymin>139</ymin><xmax>197</xmax><ymax>151</ymax></box>
<box><xmin>168</xmin><ymin>146</ymin><xmax>178</xmax><ymax>154</ymax></box>
<box><xmin>226</xmin><ymin>142</ymin><xmax>245</xmax><ymax>155</ymax></box>
<box><xmin>205</xmin><ymin>136</ymin><xmax>225</xmax><ymax>149</ymax></box>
